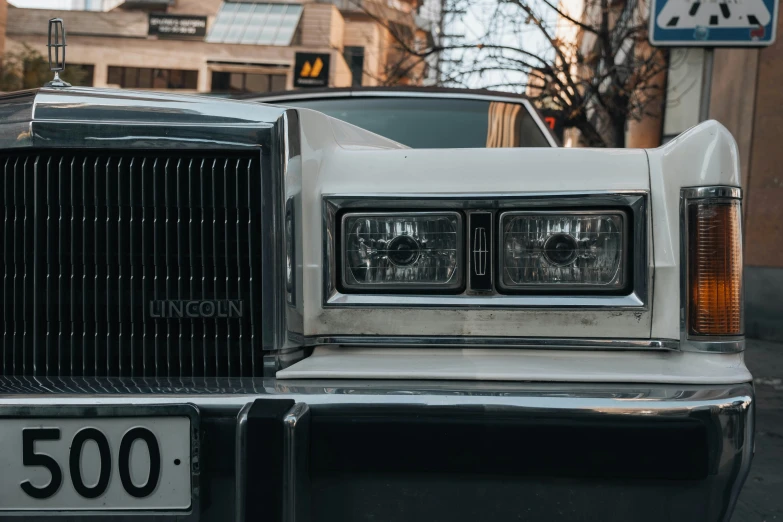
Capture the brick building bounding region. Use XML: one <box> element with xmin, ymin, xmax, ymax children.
<box><xmin>4</xmin><ymin>0</ymin><xmax>430</xmax><ymax>92</ymax></box>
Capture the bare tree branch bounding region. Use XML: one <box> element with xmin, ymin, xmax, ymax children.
<box><xmin>360</xmin><ymin>0</ymin><xmax>666</xmax><ymax>147</ymax></box>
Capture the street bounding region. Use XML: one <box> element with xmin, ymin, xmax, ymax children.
<box><xmin>733</xmin><ymin>338</ymin><xmax>783</xmax><ymax>521</ymax></box>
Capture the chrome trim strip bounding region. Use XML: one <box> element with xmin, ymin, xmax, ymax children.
<box><xmin>307</xmin><ymin>336</ymin><xmax>679</xmax><ymax>351</ymax></box>
<box><xmin>263</xmin><ymin>108</ymin><xmax>305</xmax><ymax>374</ymax></box>
<box><xmin>234</xmin><ymin>402</ymin><xmax>253</xmax><ymax>522</ymax></box>
<box><xmin>0</xmin><ymin>87</ymin><xmax>284</xmax><ymax>150</ymax></box>
<box><xmin>282</xmin><ymin>403</ymin><xmax>309</xmax><ymax>522</ymax></box>
<box><xmin>679</xmin><ymin>186</ymin><xmax>745</xmax><ymax>353</ymax></box>
<box><xmin>250</xmin><ymin>90</ymin><xmax>559</xmax><ymax>147</ymax></box>
<box><xmin>679</xmin><ymin>339</ymin><xmax>745</xmax><ymax>353</ymax></box>
<box><xmin>726</xmin><ymin>397</ymin><xmax>755</xmax><ymax>518</ymax></box>
<box><xmin>681</xmin><ymin>186</ymin><xmax>742</xmax><ymax>199</ymax></box>
<box><xmin>323</xmin><ymin>192</ymin><xmax>649</xmax><ymax>309</ymax></box>
<box><xmin>0</xmin><ymin>379</ymin><xmax>753</xmax><ymax>411</ymax></box>
<box><xmin>324</xmin><ymin>293</ymin><xmax>646</xmax><ymax>308</ymax></box>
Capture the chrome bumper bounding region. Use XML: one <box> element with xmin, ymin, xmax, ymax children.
<box><xmin>0</xmin><ymin>378</ymin><xmax>753</xmax><ymax>522</ymax></box>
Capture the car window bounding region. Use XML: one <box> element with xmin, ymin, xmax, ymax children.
<box><xmin>273</xmin><ymin>97</ymin><xmax>552</xmax><ymax>148</ymax></box>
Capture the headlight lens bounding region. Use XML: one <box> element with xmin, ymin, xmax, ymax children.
<box><xmin>499</xmin><ymin>211</ymin><xmax>626</xmax><ymax>290</ymax></box>
<box><xmin>342</xmin><ymin>212</ymin><xmax>463</xmax><ymax>291</ymax></box>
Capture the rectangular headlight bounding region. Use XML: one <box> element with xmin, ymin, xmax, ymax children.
<box><xmin>499</xmin><ymin>211</ymin><xmax>627</xmax><ymax>291</ymax></box>
<box><xmin>341</xmin><ymin>212</ymin><xmax>463</xmax><ymax>291</ymax></box>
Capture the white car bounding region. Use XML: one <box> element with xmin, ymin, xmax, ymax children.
<box><xmin>0</xmin><ymin>83</ymin><xmax>750</xmax><ymax>522</ymax></box>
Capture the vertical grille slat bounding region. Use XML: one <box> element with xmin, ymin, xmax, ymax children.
<box><xmin>164</xmin><ymin>158</ymin><xmax>172</xmax><ymax>379</ymax></box>
<box><xmin>176</xmin><ymin>158</ymin><xmax>184</xmax><ymax>380</ymax></box>
<box><xmin>45</xmin><ymin>157</ymin><xmax>53</xmax><ymax>376</ymax></box>
<box><xmin>47</xmin><ymin>157</ymin><xmax>53</xmax><ymax>376</ymax></box>
<box><xmin>117</xmin><ymin>158</ymin><xmax>128</xmax><ymax>377</ymax></box>
<box><xmin>2</xmin><ymin>159</ymin><xmax>9</xmax><ymax>376</ymax></box>
<box><xmin>141</xmin><ymin>157</ymin><xmax>152</xmax><ymax>378</ymax></box>
<box><xmin>236</xmin><ymin>159</ymin><xmax>244</xmax><ymax>377</ymax></box>
<box><xmin>24</xmin><ymin>157</ymin><xmax>34</xmax><ymax>376</ymax></box>
<box><xmin>12</xmin><ymin>158</ymin><xmax>20</xmax><ymax>376</ymax></box>
<box><xmin>224</xmin><ymin>159</ymin><xmax>232</xmax><ymax>377</ymax></box>
<box><xmin>70</xmin><ymin>157</ymin><xmax>81</xmax><ymax>376</ymax></box>
<box><xmin>15</xmin><ymin>158</ymin><xmax>24</xmax><ymax>376</ymax></box>
<box><xmin>81</xmin><ymin>157</ymin><xmax>91</xmax><ymax>376</ymax></box>
<box><xmin>153</xmin><ymin>158</ymin><xmax>162</xmax><ymax>379</ymax></box>
<box><xmin>128</xmin><ymin>157</ymin><xmax>138</xmax><ymax>378</ymax></box>
<box><xmin>187</xmin><ymin>159</ymin><xmax>197</xmax><ymax>378</ymax></box>
<box><xmin>105</xmin><ymin>157</ymin><xmax>114</xmax><ymax>378</ymax></box>
<box><xmin>93</xmin><ymin>156</ymin><xmax>102</xmax><ymax>377</ymax></box>
<box><xmin>0</xmin><ymin>150</ymin><xmax>263</xmax><ymax>379</ymax></box>
<box><xmin>57</xmin><ymin>157</ymin><xmax>65</xmax><ymax>377</ymax></box>
<box><xmin>200</xmin><ymin>159</ymin><xmax>211</xmax><ymax>378</ymax></box>
<box><xmin>212</xmin><ymin>159</ymin><xmax>220</xmax><ymax>377</ymax></box>
<box><xmin>247</xmin><ymin>158</ymin><xmax>257</xmax><ymax>376</ymax></box>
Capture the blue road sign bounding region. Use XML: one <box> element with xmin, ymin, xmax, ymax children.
<box><xmin>649</xmin><ymin>0</ymin><xmax>779</xmax><ymax>46</ymax></box>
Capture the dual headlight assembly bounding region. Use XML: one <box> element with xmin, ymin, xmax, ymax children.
<box><xmin>338</xmin><ymin>209</ymin><xmax>628</xmax><ymax>295</ymax></box>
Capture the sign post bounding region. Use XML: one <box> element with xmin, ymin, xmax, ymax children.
<box><xmin>698</xmin><ymin>48</ymin><xmax>714</xmax><ymax>122</ymax></box>
<box><xmin>649</xmin><ymin>0</ymin><xmax>778</xmax><ymax>121</ymax></box>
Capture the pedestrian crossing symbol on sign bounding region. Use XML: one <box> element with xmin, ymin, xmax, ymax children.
<box><xmin>649</xmin><ymin>0</ymin><xmax>779</xmax><ymax>46</ymax></box>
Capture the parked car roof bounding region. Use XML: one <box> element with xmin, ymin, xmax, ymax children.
<box><xmin>234</xmin><ymin>85</ymin><xmax>535</xmax><ymax>102</ymax></box>
<box><xmin>240</xmin><ymin>86</ymin><xmax>560</xmax><ymax>148</ymax></box>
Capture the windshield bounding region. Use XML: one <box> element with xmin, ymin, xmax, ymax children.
<box><xmin>274</xmin><ymin>96</ymin><xmax>553</xmax><ymax>148</ymax></box>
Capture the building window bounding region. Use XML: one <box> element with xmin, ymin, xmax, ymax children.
<box><xmin>107</xmin><ymin>67</ymin><xmax>198</xmax><ymax>89</ymax></box>
<box><xmin>211</xmin><ymin>71</ymin><xmax>286</xmax><ymax>93</ymax></box>
<box><xmin>344</xmin><ymin>46</ymin><xmax>365</xmax><ymax>86</ymax></box>
<box><xmin>61</xmin><ymin>64</ymin><xmax>95</xmax><ymax>87</ymax></box>
<box><xmin>206</xmin><ymin>2</ymin><xmax>303</xmax><ymax>46</ymax></box>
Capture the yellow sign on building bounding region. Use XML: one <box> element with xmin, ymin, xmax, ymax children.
<box><xmin>299</xmin><ymin>57</ymin><xmax>323</xmax><ymax>78</ymax></box>
<box><xmin>294</xmin><ymin>52</ymin><xmax>330</xmax><ymax>87</ymax></box>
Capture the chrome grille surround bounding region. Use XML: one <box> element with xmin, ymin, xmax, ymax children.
<box><xmin>0</xmin><ymin>87</ymin><xmax>303</xmax><ymax>377</ymax></box>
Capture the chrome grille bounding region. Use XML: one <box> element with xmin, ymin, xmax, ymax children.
<box><xmin>0</xmin><ymin>151</ymin><xmax>263</xmax><ymax>378</ymax></box>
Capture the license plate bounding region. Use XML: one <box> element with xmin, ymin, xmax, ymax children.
<box><xmin>0</xmin><ymin>405</ymin><xmax>198</xmax><ymax>514</ymax></box>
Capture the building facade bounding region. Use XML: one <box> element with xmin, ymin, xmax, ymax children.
<box><xmin>5</xmin><ymin>0</ymin><xmax>430</xmax><ymax>93</ymax></box>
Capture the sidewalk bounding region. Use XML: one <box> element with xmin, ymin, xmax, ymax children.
<box><xmin>732</xmin><ymin>338</ymin><xmax>783</xmax><ymax>521</ymax></box>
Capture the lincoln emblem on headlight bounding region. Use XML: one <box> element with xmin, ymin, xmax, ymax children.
<box><xmin>468</xmin><ymin>212</ymin><xmax>493</xmax><ymax>291</ymax></box>
<box><xmin>473</xmin><ymin>227</ymin><xmax>488</xmax><ymax>276</ymax></box>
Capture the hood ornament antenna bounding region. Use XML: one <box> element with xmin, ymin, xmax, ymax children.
<box><xmin>46</xmin><ymin>18</ymin><xmax>71</xmax><ymax>87</ymax></box>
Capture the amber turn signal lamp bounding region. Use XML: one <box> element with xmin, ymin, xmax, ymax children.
<box><xmin>686</xmin><ymin>198</ymin><xmax>743</xmax><ymax>336</ymax></box>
